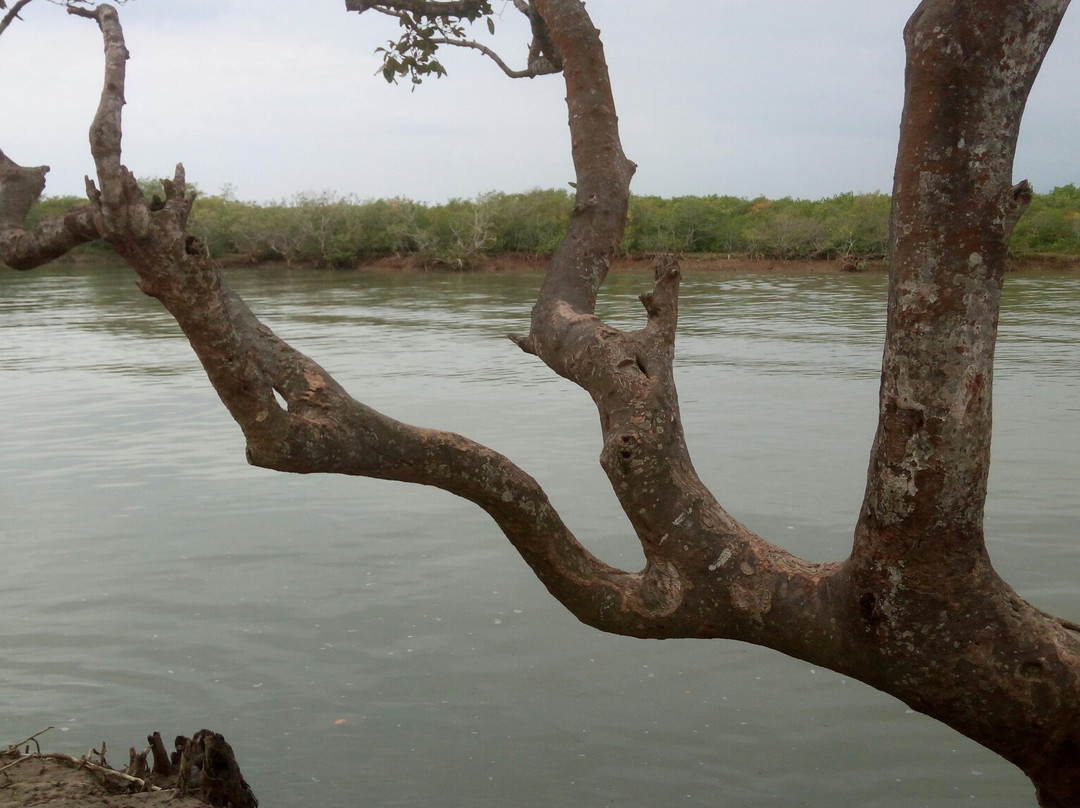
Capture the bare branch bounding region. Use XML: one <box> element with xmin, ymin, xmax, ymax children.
<box><xmin>526</xmin><ymin>0</ymin><xmax>633</xmax><ymax>319</ymax></box>
<box><xmin>347</xmin><ymin>0</ymin><xmax>489</xmax><ymax>17</ymax></box>
<box><xmin>0</xmin><ymin>204</ymin><xmax>100</xmax><ymax>269</ymax></box>
<box><xmin>67</xmin><ymin>3</ymin><xmax>130</xmax><ymax>222</ymax></box>
<box><xmin>0</xmin><ymin>8</ymin><xmax>126</xmax><ymax>269</ymax></box>
<box><xmin>1</xmin><ymin>0</ymin><xmax>130</xmax><ymax>39</ymax></box>
<box><xmin>42</xmin><ymin>0</ymin><xmax>695</xmax><ymax>638</ymax></box>
<box><xmin>0</xmin><ymin>4</ymin><xmax>129</xmax><ymax>269</ymax></box>
<box><xmin>0</xmin><ymin>149</ymin><xmax>102</xmax><ymax>269</ymax></box>
<box><xmin>103</xmin><ymin>176</ymin><xmax>683</xmax><ymax>635</ymax></box>
<box><xmin>427</xmin><ymin>35</ymin><xmax>558</xmax><ymax>78</ymax></box>
<box><xmin>0</xmin><ymin>0</ymin><xmax>35</xmax><ymax>38</ymax></box>
<box><xmin>494</xmin><ymin>3</ymin><xmax>860</xmax><ymax>669</ymax></box>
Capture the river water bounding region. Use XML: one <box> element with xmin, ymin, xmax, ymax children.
<box><xmin>0</xmin><ymin>263</ymin><xmax>1076</xmax><ymax>807</ymax></box>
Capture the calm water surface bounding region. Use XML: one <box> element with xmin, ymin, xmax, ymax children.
<box><xmin>0</xmin><ymin>263</ymin><xmax>1076</xmax><ymax>807</ymax></box>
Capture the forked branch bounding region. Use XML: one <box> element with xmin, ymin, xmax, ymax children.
<box><xmin>30</xmin><ymin>0</ymin><xmax>704</xmax><ymax>638</ymax></box>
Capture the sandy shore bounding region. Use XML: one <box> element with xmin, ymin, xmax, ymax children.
<box><xmin>0</xmin><ymin>752</ymin><xmax>210</xmax><ymax>808</ymax></box>
<box><xmin>1</xmin><ymin>729</ymin><xmax>256</xmax><ymax>808</ymax></box>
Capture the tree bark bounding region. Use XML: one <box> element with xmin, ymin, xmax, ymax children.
<box><xmin>0</xmin><ymin>150</ymin><xmax>100</xmax><ymax>269</ymax></box>
<box><xmin>847</xmin><ymin>3</ymin><xmax>1080</xmax><ymax>804</ymax></box>
<box><xmin>1</xmin><ymin>1</ymin><xmax>1078</xmax><ymax>805</ymax></box>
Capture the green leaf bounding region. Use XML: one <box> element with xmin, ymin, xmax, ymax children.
<box><xmin>487</xmin><ymin>17</ymin><xmax>495</xmax><ymax>35</ymax></box>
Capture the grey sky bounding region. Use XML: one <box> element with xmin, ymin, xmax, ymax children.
<box><xmin>1</xmin><ymin>1</ymin><xmax>1077</xmax><ymax>204</ymax></box>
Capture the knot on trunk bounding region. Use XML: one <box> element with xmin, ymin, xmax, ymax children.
<box><xmin>638</xmin><ymin>559</ymin><xmax>683</xmax><ymax>617</ymax></box>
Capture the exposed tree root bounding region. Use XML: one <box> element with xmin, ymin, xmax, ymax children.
<box><xmin>1</xmin><ymin>728</ymin><xmax>257</xmax><ymax>808</ymax></box>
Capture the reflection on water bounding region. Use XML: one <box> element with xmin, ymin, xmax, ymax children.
<box><xmin>1</xmin><ymin>263</ymin><xmax>1076</xmax><ymax>807</ymax></box>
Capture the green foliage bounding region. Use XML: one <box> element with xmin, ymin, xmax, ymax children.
<box><xmin>375</xmin><ymin>3</ymin><xmax>495</xmax><ymax>86</ymax></box>
<box><xmin>23</xmin><ymin>195</ymin><xmax>88</xmax><ymax>228</ymax></box>
<box><xmin>26</xmin><ymin>185</ymin><xmax>1080</xmax><ymax>267</ymax></box>
<box><xmin>622</xmin><ymin>192</ymin><xmax>890</xmax><ymax>260</ymax></box>
<box><xmin>489</xmin><ymin>188</ymin><xmax>573</xmax><ymax>255</ymax></box>
<box><xmin>624</xmin><ymin>195</ymin><xmax>755</xmax><ymax>253</ymax></box>
<box><xmin>189</xmin><ymin>189</ymin><xmax>385</xmax><ymax>267</ymax></box>
<box><xmin>735</xmin><ymin>193</ymin><xmax>891</xmax><ymax>260</ymax></box>
<box><xmin>180</xmin><ymin>188</ymin><xmax>573</xmax><ymax>268</ymax></box>
<box><xmin>1010</xmin><ymin>184</ymin><xmax>1080</xmax><ymax>255</ymax></box>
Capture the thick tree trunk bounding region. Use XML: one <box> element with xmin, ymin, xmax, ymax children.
<box><xmin>1</xmin><ymin>1</ymin><xmax>1077</xmax><ymax>805</ymax></box>
<box><xmin>847</xmin><ymin>3</ymin><xmax>1080</xmax><ymax>804</ymax></box>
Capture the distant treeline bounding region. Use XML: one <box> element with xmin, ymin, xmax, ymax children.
<box><xmin>28</xmin><ymin>183</ymin><xmax>1080</xmax><ymax>268</ymax></box>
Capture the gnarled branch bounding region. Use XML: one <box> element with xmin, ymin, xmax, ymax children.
<box><xmin>42</xmin><ymin>0</ymin><xmax>702</xmax><ymax>639</ymax></box>
<box><xmin>0</xmin><ymin>150</ymin><xmax>101</xmax><ymax>269</ymax></box>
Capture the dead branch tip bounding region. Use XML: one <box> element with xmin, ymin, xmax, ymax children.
<box><xmin>508</xmin><ymin>332</ymin><xmax>538</xmax><ymax>355</ymax></box>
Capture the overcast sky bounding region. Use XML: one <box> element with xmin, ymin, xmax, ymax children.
<box><xmin>1</xmin><ymin>1</ymin><xmax>1077</xmax><ymax>204</ymax></box>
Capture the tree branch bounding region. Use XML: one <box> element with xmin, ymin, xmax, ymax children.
<box><xmin>0</xmin><ymin>204</ymin><xmax>100</xmax><ymax>269</ymax></box>
<box><xmin>46</xmin><ymin>0</ymin><xmax>849</xmax><ymax>655</ymax></box>
<box><xmin>346</xmin><ymin>0</ymin><xmax>488</xmax><ymax>17</ymax></box>
<box><xmin>0</xmin><ymin>0</ymin><xmax>35</xmax><ymax>38</ymax></box>
<box><xmin>426</xmin><ymin>35</ymin><xmax>559</xmax><ymax>78</ymax></box>
<box><xmin>520</xmin><ymin>0</ymin><xmax>562</xmax><ymax>72</ymax></box>
<box><xmin>106</xmin><ymin>171</ymin><xmax>682</xmax><ymax>636</ymax></box>
<box><xmin>47</xmin><ymin>0</ymin><xmax>706</xmax><ymax>639</ymax></box>
<box><xmin>526</xmin><ymin>0</ymin><xmax>633</xmax><ymax>320</ymax></box>
<box><xmin>67</xmin><ymin>2</ymin><xmax>135</xmax><ymax>232</ymax></box>
<box><xmin>354</xmin><ymin>0</ymin><xmax>559</xmax><ymax>84</ymax></box>
<box><xmin>0</xmin><ymin>4</ymin><xmax>128</xmax><ymax>270</ymax></box>
<box><xmin>502</xmin><ymin>1</ymin><xmax>852</xmax><ymax>664</ymax></box>
<box><xmin>0</xmin><ymin>149</ymin><xmax>102</xmax><ymax>269</ymax></box>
